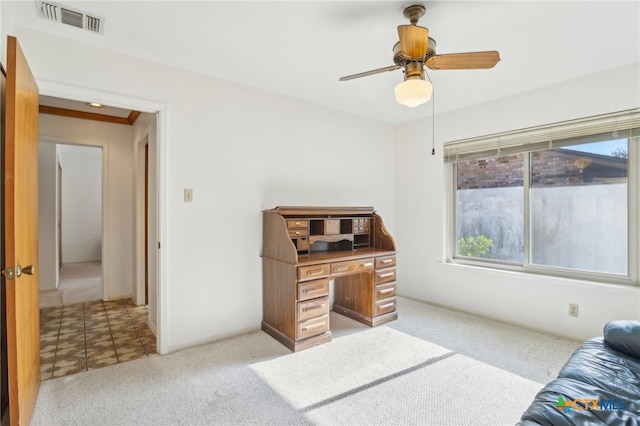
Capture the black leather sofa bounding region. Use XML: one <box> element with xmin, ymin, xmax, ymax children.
<box><xmin>518</xmin><ymin>321</ymin><xmax>640</xmax><ymax>425</ymax></box>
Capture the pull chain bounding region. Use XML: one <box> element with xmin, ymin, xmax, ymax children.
<box><xmin>426</xmin><ymin>70</ymin><xmax>435</xmax><ymax>156</ymax></box>
<box><xmin>431</xmin><ymin>88</ymin><xmax>436</xmax><ymax>155</ymax></box>
<box><xmin>431</xmin><ymin>88</ymin><xmax>435</xmax><ymax>155</ymax></box>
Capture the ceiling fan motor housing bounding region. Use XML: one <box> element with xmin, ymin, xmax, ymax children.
<box><xmin>402</xmin><ymin>62</ymin><xmax>425</xmax><ymax>81</ymax></box>
<box><xmin>392</xmin><ymin>37</ymin><xmax>437</xmax><ymax>65</ymax></box>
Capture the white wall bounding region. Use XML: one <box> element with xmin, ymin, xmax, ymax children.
<box><xmin>39</xmin><ymin>113</ymin><xmax>135</xmax><ymax>301</ymax></box>
<box><xmin>395</xmin><ymin>63</ymin><xmax>640</xmax><ymax>342</ymax></box>
<box><xmin>57</xmin><ymin>144</ymin><xmax>102</xmax><ymax>263</ymax></box>
<box><xmin>11</xmin><ymin>19</ymin><xmax>636</xmax><ymax>352</ymax></box>
<box><xmin>10</xmin><ymin>26</ymin><xmax>395</xmax><ymax>352</ymax></box>
<box><xmin>37</xmin><ymin>142</ymin><xmax>57</xmax><ymax>291</ymax></box>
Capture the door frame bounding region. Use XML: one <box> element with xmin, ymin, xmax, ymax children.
<box><xmin>37</xmin><ymin>80</ymin><xmax>168</xmax><ymax>354</ymax></box>
<box><xmin>43</xmin><ymin>141</ymin><xmax>105</xmax><ymax>296</ymax></box>
<box><xmin>57</xmin><ymin>161</ymin><xmax>62</xmax><ymax>269</ymax></box>
<box><xmin>134</xmin><ymin>136</ymin><xmax>149</xmax><ymax>307</ymax></box>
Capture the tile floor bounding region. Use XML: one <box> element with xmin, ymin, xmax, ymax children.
<box><xmin>40</xmin><ymin>299</ymin><xmax>156</xmax><ymax>380</ymax></box>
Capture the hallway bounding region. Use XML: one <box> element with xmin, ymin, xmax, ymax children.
<box><xmin>40</xmin><ymin>299</ymin><xmax>156</xmax><ymax>380</ymax></box>
<box><xmin>39</xmin><ymin>261</ymin><xmax>103</xmax><ymax>309</ymax></box>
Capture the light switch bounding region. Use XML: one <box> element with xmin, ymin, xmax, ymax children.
<box><xmin>184</xmin><ymin>188</ymin><xmax>193</xmax><ymax>202</ymax></box>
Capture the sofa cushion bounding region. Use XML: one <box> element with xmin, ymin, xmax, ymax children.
<box><xmin>518</xmin><ymin>337</ymin><xmax>640</xmax><ymax>425</ymax></box>
<box><xmin>558</xmin><ymin>338</ymin><xmax>640</xmax><ymax>394</ymax></box>
<box><xmin>604</xmin><ymin>320</ymin><xmax>640</xmax><ymax>358</ymax></box>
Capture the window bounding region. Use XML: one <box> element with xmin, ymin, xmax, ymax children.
<box><xmin>446</xmin><ymin>110</ymin><xmax>639</xmax><ymax>283</ymax></box>
<box><xmin>456</xmin><ymin>154</ymin><xmax>524</xmax><ymax>263</ymax></box>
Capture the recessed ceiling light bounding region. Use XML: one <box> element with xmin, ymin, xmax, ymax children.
<box><xmin>87</xmin><ymin>102</ymin><xmax>104</xmax><ymax>108</ymax></box>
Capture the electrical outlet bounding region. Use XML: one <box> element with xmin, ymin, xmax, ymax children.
<box><xmin>568</xmin><ymin>303</ymin><xmax>579</xmax><ymax>317</ymax></box>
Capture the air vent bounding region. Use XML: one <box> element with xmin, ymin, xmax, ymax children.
<box><xmin>35</xmin><ymin>1</ymin><xmax>105</xmax><ymax>34</ymax></box>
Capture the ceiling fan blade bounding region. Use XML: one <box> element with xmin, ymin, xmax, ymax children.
<box><xmin>338</xmin><ymin>65</ymin><xmax>402</xmax><ymax>81</ymax></box>
<box><xmin>397</xmin><ymin>25</ymin><xmax>429</xmax><ymax>59</ymax></box>
<box><xmin>426</xmin><ymin>51</ymin><xmax>500</xmax><ymax>70</ymax></box>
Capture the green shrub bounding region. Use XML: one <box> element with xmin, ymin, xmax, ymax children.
<box><xmin>458</xmin><ymin>235</ymin><xmax>493</xmax><ymax>257</ymax></box>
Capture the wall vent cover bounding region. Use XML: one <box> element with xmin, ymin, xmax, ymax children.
<box><xmin>35</xmin><ymin>1</ymin><xmax>105</xmax><ymax>34</ymax></box>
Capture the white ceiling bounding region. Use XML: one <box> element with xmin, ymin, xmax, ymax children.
<box><xmin>5</xmin><ymin>1</ymin><xmax>640</xmax><ymax>124</ymax></box>
<box><xmin>39</xmin><ymin>94</ymin><xmax>132</xmax><ymax>117</ymax></box>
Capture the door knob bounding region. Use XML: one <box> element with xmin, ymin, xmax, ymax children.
<box><xmin>16</xmin><ymin>264</ymin><xmax>34</xmax><ymax>278</ymax></box>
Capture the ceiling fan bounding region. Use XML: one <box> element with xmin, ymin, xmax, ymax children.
<box><xmin>339</xmin><ymin>4</ymin><xmax>500</xmax><ymax>108</ymax></box>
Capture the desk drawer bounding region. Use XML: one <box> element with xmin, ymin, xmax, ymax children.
<box><xmin>298</xmin><ymin>296</ymin><xmax>330</xmax><ymax>322</ymax></box>
<box><xmin>375</xmin><ymin>297</ymin><xmax>396</xmax><ymax>316</ymax></box>
<box><xmin>375</xmin><ymin>255</ymin><xmax>396</xmax><ymax>269</ymax></box>
<box><xmin>375</xmin><ymin>268</ymin><xmax>396</xmax><ymax>284</ymax></box>
<box><xmin>287</xmin><ymin>220</ymin><xmax>308</xmax><ymax>229</ymax></box>
<box><xmin>375</xmin><ymin>282</ymin><xmax>396</xmax><ymax>300</ymax></box>
<box><xmin>298</xmin><ymin>278</ymin><xmax>329</xmax><ymax>301</ymax></box>
<box><xmin>298</xmin><ymin>264</ymin><xmax>330</xmax><ymax>281</ymax></box>
<box><xmin>297</xmin><ymin>314</ymin><xmax>329</xmax><ymax>340</ymax></box>
<box><xmin>353</xmin><ymin>218</ymin><xmax>370</xmax><ymax>234</ymax></box>
<box><xmin>330</xmin><ymin>258</ymin><xmax>374</xmax><ymax>276</ymax></box>
<box><xmin>288</xmin><ymin>229</ymin><xmax>308</xmax><ymax>238</ymax></box>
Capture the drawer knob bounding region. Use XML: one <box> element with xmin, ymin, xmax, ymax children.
<box><xmin>307</xmin><ymin>269</ymin><xmax>324</xmax><ymax>276</ymax></box>
<box><xmin>378</xmin><ymin>272</ymin><xmax>395</xmax><ymax>278</ymax></box>
<box><xmin>378</xmin><ymin>302</ymin><xmax>395</xmax><ymax>310</ymax></box>
<box><xmin>381</xmin><ymin>259</ymin><xmax>393</xmax><ymax>264</ymax></box>
<box><xmin>378</xmin><ymin>288</ymin><xmax>394</xmax><ymax>294</ymax></box>
<box><xmin>361</xmin><ymin>262</ymin><xmax>373</xmax><ymax>267</ymax></box>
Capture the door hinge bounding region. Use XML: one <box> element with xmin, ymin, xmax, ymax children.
<box><xmin>2</xmin><ymin>267</ymin><xmax>15</xmax><ymax>280</ymax></box>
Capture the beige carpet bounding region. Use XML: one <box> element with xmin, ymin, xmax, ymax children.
<box><xmin>31</xmin><ymin>297</ymin><xmax>581</xmax><ymax>425</ymax></box>
<box><xmin>251</xmin><ymin>326</ymin><xmax>544</xmax><ymax>424</ymax></box>
<box><xmin>39</xmin><ymin>261</ymin><xmax>103</xmax><ymax>308</ymax></box>
<box><xmin>251</xmin><ymin>327</ymin><xmax>453</xmax><ymax>409</ymax></box>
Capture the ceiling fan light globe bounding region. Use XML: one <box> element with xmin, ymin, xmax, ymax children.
<box><xmin>394</xmin><ymin>78</ymin><xmax>433</xmax><ymax>107</ymax></box>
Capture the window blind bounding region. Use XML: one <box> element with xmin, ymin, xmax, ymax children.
<box><xmin>443</xmin><ymin>109</ymin><xmax>640</xmax><ymax>163</ymax></box>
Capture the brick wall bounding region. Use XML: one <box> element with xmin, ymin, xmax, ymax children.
<box><xmin>457</xmin><ymin>149</ymin><xmax>627</xmax><ymax>190</ymax></box>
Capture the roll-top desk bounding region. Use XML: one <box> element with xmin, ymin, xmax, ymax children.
<box><xmin>261</xmin><ymin>206</ymin><xmax>397</xmax><ymax>352</ymax></box>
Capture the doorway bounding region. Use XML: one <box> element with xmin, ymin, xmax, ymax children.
<box><xmin>38</xmin><ymin>143</ymin><xmax>103</xmax><ymax>308</ymax></box>
<box><xmin>37</xmin><ymin>108</ymin><xmax>161</xmax><ymax>378</ymax></box>
<box><xmin>39</xmin><ymin>85</ymin><xmax>168</xmax><ymax>354</ymax></box>
<box><xmin>35</xmin><ymin>88</ymin><xmax>164</xmax><ymax>352</ymax></box>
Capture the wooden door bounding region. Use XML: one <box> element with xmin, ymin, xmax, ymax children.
<box><xmin>3</xmin><ymin>36</ymin><xmax>40</xmax><ymax>426</ymax></box>
<box><xmin>0</xmin><ymin>60</ymin><xmax>8</xmax><ymax>421</ymax></box>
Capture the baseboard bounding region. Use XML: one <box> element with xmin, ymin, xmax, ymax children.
<box><xmin>104</xmin><ymin>294</ymin><xmax>135</xmax><ymax>302</ymax></box>
<box><xmin>398</xmin><ymin>293</ymin><xmax>582</xmax><ymax>343</ymax></box>
<box><xmin>147</xmin><ymin>318</ymin><xmax>158</xmax><ymax>337</ymax></box>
